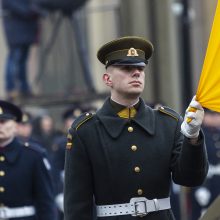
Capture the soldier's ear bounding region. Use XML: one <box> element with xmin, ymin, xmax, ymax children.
<box><xmin>103</xmin><ymin>73</ymin><xmax>112</xmax><ymax>87</ymax></box>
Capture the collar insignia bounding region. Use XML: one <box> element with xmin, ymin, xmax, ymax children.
<box><xmin>0</xmin><ymin>107</ymin><xmax>3</xmax><ymax>115</ymax></box>
<box><xmin>127</xmin><ymin>48</ymin><xmax>139</xmax><ymax>57</ymax></box>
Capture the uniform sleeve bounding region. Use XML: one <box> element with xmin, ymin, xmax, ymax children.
<box><xmin>170</xmin><ymin>117</ymin><xmax>209</xmax><ymax>187</ymax></box>
<box><xmin>33</xmin><ymin>152</ymin><xmax>57</xmax><ymax>220</ymax></box>
<box><xmin>64</xmin><ymin>130</ymin><xmax>94</xmax><ymax>220</ymax></box>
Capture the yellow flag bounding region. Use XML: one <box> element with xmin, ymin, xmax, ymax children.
<box><xmin>196</xmin><ymin>1</ymin><xmax>220</xmax><ymax>112</ymax></box>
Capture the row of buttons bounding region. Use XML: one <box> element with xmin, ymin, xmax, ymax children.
<box><xmin>127</xmin><ymin>126</ymin><xmax>143</xmax><ymax>196</ymax></box>
<box><xmin>0</xmin><ymin>155</ymin><xmax>6</xmax><ymax>194</ymax></box>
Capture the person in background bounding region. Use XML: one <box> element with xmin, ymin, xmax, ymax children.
<box><xmin>189</xmin><ymin>109</ymin><xmax>220</xmax><ymax>220</ymax></box>
<box><xmin>64</xmin><ymin>36</ymin><xmax>208</xmax><ymax>220</ymax></box>
<box><xmin>17</xmin><ymin>111</ymin><xmax>38</xmax><ymax>144</ymax></box>
<box><xmin>0</xmin><ymin>100</ymin><xmax>56</xmax><ymax>219</ymax></box>
<box><xmin>32</xmin><ymin>114</ymin><xmax>61</xmax><ymax>161</ymax></box>
<box><xmin>1</xmin><ymin>0</ymin><xmax>41</xmax><ymax>99</ymax></box>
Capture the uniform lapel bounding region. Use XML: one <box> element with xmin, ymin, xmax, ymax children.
<box><xmin>96</xmin><ymin>98</ymin><xmax>128</xmax><ymax>138</ymax></box>
<box><xmin>132</xmin><ymin>98</ymin><xmax>156</xmax><ymax>135</ymax></box>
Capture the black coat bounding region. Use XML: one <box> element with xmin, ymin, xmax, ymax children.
<box><xmin>2</xmin><ymin>0</ymin><xmax>39</xmax><ymax>46</ymax></box>
<box><xmin>0</xmin><ymin>138</ymin><xmax>56</xmax><ymax>220</ymax></box>
<box><xmin>64</xmin><ymin>98</ymin><xmax>208</xmax><ymax>220</ymax></box>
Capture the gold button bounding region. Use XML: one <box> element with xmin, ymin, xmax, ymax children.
<box><xmin>131</xmin><ymin>145</ymin><xmax>137</xmax><ymax>151</ymax></box>
<box><xmin>0</xmin><ymin>171</ymin><xmax>5</xmax><ymax>176</ymax></box>
<box><xmin>0</xmin><ymin>187</ymin><xmax>5</xmax><ymax>192</ymax></box>
<box><xmin>137</xmin><ymin>189</ymin><xmax>143</xmax><ymax>195</ymax></box>
<box><xmin>134</xmin><ymin>166</ymin><xmax>141</xmax><ymax>173</ymax></box>
<box><xmin>128</xmin><ymin>127</ymin><xmax>133</xmax><ymax>132</ymax></box>
<box><xmin>0</xmin><ymin>156</ymin><xmax>5</xmax><ymax>162</ymax></box>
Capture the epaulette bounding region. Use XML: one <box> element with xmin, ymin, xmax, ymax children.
<box><xmin>23</xmin><ymin>141</ymin><xmax>46</xmax><ymax>154</ymax></box>
<box><xmin>66</xmin><ymin>112</ymin><xmax>93</xmax><ymax>150</ymax></box>
<box><xmin>158</xmin><ymin>106</ymin><xmax>179</xmax><ymax>121</ymax></box>
<box><xmin>71</xmin><ymin>112</ymin><xmax>94</xmax><ymax>131</ymax></box>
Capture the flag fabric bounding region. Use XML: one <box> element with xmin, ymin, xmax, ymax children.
<box><xmin>196</xmin><ymin>0</ymin><xmax>220</xmax><ymax>112</ymax></box>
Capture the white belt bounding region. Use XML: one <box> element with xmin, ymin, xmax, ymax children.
<box><xmin>0</xmin><ymin>206</ymin><xmax>35</xmax><ymax>219</ymax></box>
<box><xmin>96</xmin><ymin>197</ymin><xmax>170</xmax><ymax>217</ymax></box>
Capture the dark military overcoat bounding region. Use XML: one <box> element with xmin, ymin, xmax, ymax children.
<box><xmin>0</xmin><ymin>137</ymin><xmax>56</xmax><ymax>220</ymax></box>
<box><xmin>64</xmin><ymin>98</ymin><xmax>208</xmax><ymax>220</ymax></box>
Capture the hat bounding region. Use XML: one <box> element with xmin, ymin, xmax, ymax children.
<box><xmin>62</xmin><ymin>107</ymin><xmax>83</xmax><ymax>121</ymax></box>
<box><xmin>21</xmin><ymin>112</ymin><xmax>33</xmax><ymax>124</ymax></box>
<box><xmin>97</xmin><ymin>36</ymin><xmax>154</xmax><ymax>68</ymax></box>
<box><xmin>62</xmin><ymin>104</ymin><xmax>96</xmax><ymax>121</ymax></box>
<box><xmin>0</xmin><ymin>100</ymin><xmax>22</xmax><ymax>122</ymax></box>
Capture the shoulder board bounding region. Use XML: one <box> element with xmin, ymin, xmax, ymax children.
<box><xmin>71</xmin><ymin>112</ymin><xmax>94</xmax><ymax>131</ymax></box>
<box><xmin>158</xmin><ymin>106</ymin><xmax>179</xmax><ymax>121</ymax></box>
<box><xmin>23</xmin><ymin>141</ymin><xmax>46</xmax><ymax>154</ymax></box>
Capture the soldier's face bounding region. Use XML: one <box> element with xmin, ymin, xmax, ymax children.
<box><xmin>103</xmin><ymin>65</ymin><xmax>145</xmax><ymax>99</ymax></box>
<box><xmin>0</xmin><ymin>119</ymin><xmax>17</xmax><ymax>142</ymax></box>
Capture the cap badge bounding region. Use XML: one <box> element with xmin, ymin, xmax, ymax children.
<box><xmin>22</xmin><ymin>114</ymin><xmax>28</xmax><ymax>123</ymax></box>
<box><xmin>127</xmin><ymin>48</ymin><xmax>139</xmax><ymax>57</ymax></box>
<box><xmin>0</xmin><ymin>107</ymin><xmax>3</xmax><ymax>115</ymax></box>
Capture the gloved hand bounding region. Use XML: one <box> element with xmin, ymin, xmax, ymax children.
<box><xmin>181</xmin><ymin>96</ymin><xmax>204</xmax><ymax>138</ymax></box>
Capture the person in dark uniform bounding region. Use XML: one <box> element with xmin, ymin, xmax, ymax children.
<box><xmin>189</xmin><ymin>110</ymin><xmax>220</xmax><ymax>220</ymax></box>
<box><xmin>64</xmin><ymin>36</ymin><xmax>209</xmax><ymax>220</ymax></box>
<box><xmin>0</xmin><ymin>100</ymin><xmax>56</xmax><ymax>219</ymax></box>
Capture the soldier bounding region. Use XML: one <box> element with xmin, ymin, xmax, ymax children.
<box><xmin>64</xmin><ymin>36</ymin><xmax>208</xmax><ymax>219</ymax></box>
<box><xmin>0</xmin><ymin>100</ymin><xmax>56</xmax><ymax>219</ymax></box>
<box><xmin>189</xmin><ymin>110</ymin><xmax>220</xmax><ymax>220</ymax></box>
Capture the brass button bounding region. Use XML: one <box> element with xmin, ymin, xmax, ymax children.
<box><xmin>0</xmin><ymin>171</ymin><xmax>5</xmax><ymax>176</ymax></box>
<box><xmin>134</xmin><ymin>166</ymin><xmax>141</xmax><ymax>173</ymax></box>
<box><xmin>0</xmin><ymin>187</ymin><xmax>5</xmax><ymax>192</ymax></box>
<box><xmin>128</xmin><ymin>127</ymin><xmax>133</xmax><ymax>132</ymax></box>
<box><xmin>131</xmin><ymin>145</ymin><xmax>137</xmax><ymax>151</ymax></box>
<box><xmin>137</xmin><ymin>189</ymin><xmax>143</xmax><ymax>195</ymax></box>
<box><xmin>0</xmin><ymin>156</ymin><xmax>5</xmax><ymax>162</ymax></box>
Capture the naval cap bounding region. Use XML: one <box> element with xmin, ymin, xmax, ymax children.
<box><xmin>0</xmin><ymin>100</ymin><xmax>22</xmax><ymax>122</ymax></box>
<box><xmin>97</xmin><ymin>36</ymin><xmax>154</xmax><ymax>68</ymax></box>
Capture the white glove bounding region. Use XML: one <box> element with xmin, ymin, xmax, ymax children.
<box><xmin>55</xmin><ymin>193</ymin><xmax>64</xmax><ymax>212</ymax></box>
<box><xmin>181</xmin><ymin>96</ymin><xmax>204</xmax><ymax>138</ymax></box>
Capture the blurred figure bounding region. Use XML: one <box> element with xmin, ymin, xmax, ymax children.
<box><xmin>17</xmin><ymin>111</ymin><xmax>36</xmax><ymax>143</ymax></box>
<box><xmin>189</xmin><ymin>110</ymin><xmax>220</xmax><ymax>220</ymax></box>
<box><xmin>52</xmin><ymin>103</ymin><xmax>96</xmax><ymax>219</ymax></box>
<box><xmin>0</xmin><ymin>100</ymin><xmax>56</xmax><ymax>219</ymax></box>
<box><xmin>32</xmin><ymin>114</ymin><xmax>61</xmax><ymax>160</ymax></box>
<box><xmin>1</xmin><ymin>0</ymin><xmax>41</xmax><ymax>99</ymax></box>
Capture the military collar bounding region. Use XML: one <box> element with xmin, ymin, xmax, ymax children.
<box><xmin>96</xmin><ymin>97</ymin><xmax>155</xmax><ymax>138</ymax></box>
<box><xmin>0</xmin><ymin>138</ymin><xmax>22</xmax><ymax>163</ymax></box>
<box><xmin>110</xmin><ymin>99</ymin><xmax>140</xmax><ymax>113</ymax></box>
